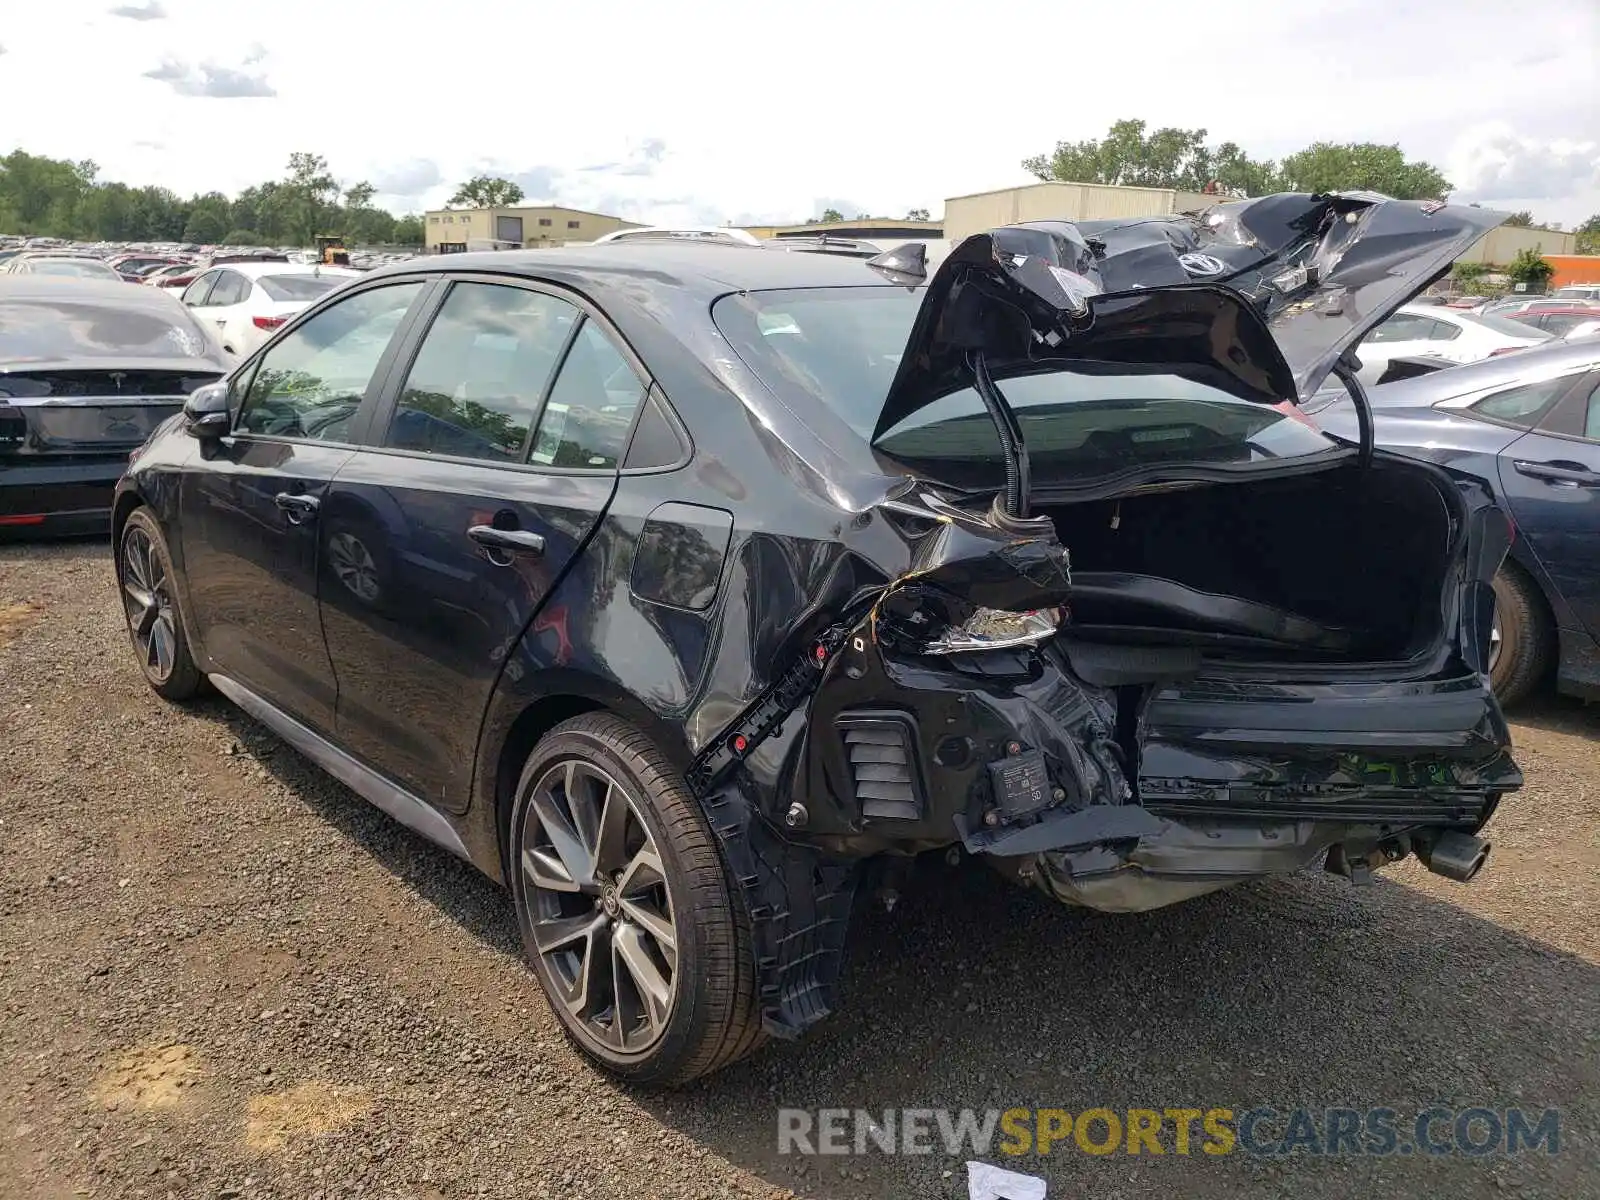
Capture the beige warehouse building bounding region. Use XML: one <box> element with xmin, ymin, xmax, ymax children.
<box><xmin>424</xmin><ymin>205</ymin><xmax>644</xmax><ymax>252</ymax></box>
<box><xmin>942</xmin><ymin>182</ymin><xmax>1216</xmax><ymax>242</ymax></box>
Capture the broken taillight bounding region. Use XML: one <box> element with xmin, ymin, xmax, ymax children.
<box><xmin>923</xmin><ymin>607</ymin><xmax>1064</xmax><ymax>655</ymax></box>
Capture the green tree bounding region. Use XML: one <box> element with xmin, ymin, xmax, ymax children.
<box><xmin>448</xmin><ymin>175</ymin><xmax>525</xmax><ymax>208</ymax></box>
<box><xmin>342</xmin><ymin>180</ymin><xmax>376</xmax><ymax>210</ymax></box>
<box><xmin>221</xmin><ymin>228</ymin><xmax>263</xmax><ymax>246</ymax></box>
<box><xmin>282</xmin><ymin>152</ymin><xmax>341</xmax><ymax>245</ymax></box>
<box><xmin>1021</xmin><ymin>119</ymin><xmax>1276</xmax><ymax>194</ymax></box>
<box><xmin>1451</xmin><ymin>260</ymin><xmax>1490</xmax><ymax>289</ymax></box>
<box><xmin>1276</xmin><ymin>142</ymin><xmax>1451</xmax><ymax>200</ymax></box>
<box><xmin>391</xmin><ymin>215</ymin><xmax>424</xmax><ymax>246</ymax></box>
<box><xmin>181</xmin><ymin>191</ymin><xmax>233</xmax><ymax>244</ymax></box>
<box><xmin>819</xmin><ymin>207</ymin><xmax>844</xmax><ymax>222</ymax></box>
<box><xmin>1575</xmin><ymin>213</ymin><xmax>1600</xmax><ymax>256</ymax></box>
<box><xmin>905</xmin><ymin>207</ymin><xmax>930</xmax><ymax>221</ymax></box>
<box><xmin>182</xmin><ymin>206</ymin><xmax>228</xmax><ymax>244</ymax></box>
<box><xmin>1502</xmin><ymin>211</ymin><xmax>1534</xmax><ymax>227</ymax></box>
<box><xmin>1505</xmin><ymin>248</ymin><xmax>1556</xmax><ymax>289</ymax></box>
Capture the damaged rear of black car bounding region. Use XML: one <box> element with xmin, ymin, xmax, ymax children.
<box><xmin>698</xmin><ymin>193</ymin><xmax>1519</xmax><ymax>1050</ymax></box>
<box><xmin>115</xmin><ymin>191</ymin><xmax>1522</xmax><ymax>1089</ymax></box>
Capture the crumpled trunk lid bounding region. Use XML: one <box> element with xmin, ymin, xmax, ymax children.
<box><xmin>872</xmin><ymin>193</ymin><xmax>1505</xmax><ymax>442</ymax></box>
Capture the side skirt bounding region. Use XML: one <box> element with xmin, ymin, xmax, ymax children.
<box><xmin>208</xmin><ymin>673</ymin><xmax>473</xmax><ymax>863</ymax></box>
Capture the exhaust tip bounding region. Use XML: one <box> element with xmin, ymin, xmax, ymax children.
<box><xmin>1419</xmin><ymin>832</ymin><xmax>1491</xmax><ymax>883</ymax></box>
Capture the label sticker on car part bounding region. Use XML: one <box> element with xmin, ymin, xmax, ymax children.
<box><xmin>988</xmin><ymin>749</ymin><xmax>1052</xmax><ymax>818</ymax></box>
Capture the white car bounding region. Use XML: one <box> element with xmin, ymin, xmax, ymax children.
<box><xmin>178</xmin><ymin>263</ymin><xmax>363</xmax><ymax>357</ymax></box>
<box><xmin>1354</xmin><ymin>304</ymin><xmax>1551</xmax><ymax>386</ymax></box>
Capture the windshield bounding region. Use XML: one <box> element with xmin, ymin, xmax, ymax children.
<box><xmin>0</xmin><ymin>297</ymin><xmax>214</xmax><ymax>361</ymax></box>
<box><xmin>712</xmin><ymin>286</ymin><xmax>1342</xmax><ymax>481</ymax></box>
<box><xmin>258</xmin><ymin>274</ymin><xmax>345</xmax><ymax>302</ymax></box>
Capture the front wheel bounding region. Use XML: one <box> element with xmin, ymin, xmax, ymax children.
<box><xmin>118</xmin><ymin>507</ymin><xmax>205</xmax><ymax>701</ymax></box>
<box><xmin>508</xmin><ymin>713</ymin><xmax>764</xmax><ymax>1086</ymax></box>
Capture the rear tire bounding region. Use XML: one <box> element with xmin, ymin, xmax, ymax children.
<box><xmin>508</xmin><ymin>713</ymin><xmax>764</xmax><ymax>1086</ymax></box>
<box><xmin>117</xmin><ymin>507</ymin><xmax>204</xmax><ymax>701</ymax></box>
<box><xmin>1489</xmin><ymin>564</ymin><xmax>1550</xmax><ymax>707</ymax></box>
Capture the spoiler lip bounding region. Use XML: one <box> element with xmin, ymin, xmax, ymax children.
<box><xmin>870</xmin><ymin>193</ymin><xmax>1506</xmax><ymax>444</ymax></box>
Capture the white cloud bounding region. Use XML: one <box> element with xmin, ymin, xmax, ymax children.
<box><xmin>3</xmin><ymin>0</ymin><xmax>1598</xmax><ymax>225</ymax></box>
<box><xmin>108</xmin><ymin>1</ymin><xmax>166</xmax><ymax>19</ymax></box>
<box><xmin>143</xmin><ymin>57</ymin><xmax>276</xmax><ymax>98</ymax></box>
<box><xmin>1450</xmin><ymin>123</ymin><xmax>1600</xmax><ymax>203</ymax></box>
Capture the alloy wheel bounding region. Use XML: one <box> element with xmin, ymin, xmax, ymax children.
<box><xmin>120</xmin><ymin>525</ymin><xmax>178</xmax><ymax>683</ymax></box>
<box><xmin>519</xmin><ymin>759</ymin><xmax>679</xmax><ymax>1054</ymax></box>
<box><xmin>327</xmin><ymin>531</ymin><xmax>381</xmax><ymax>603</ymax></box>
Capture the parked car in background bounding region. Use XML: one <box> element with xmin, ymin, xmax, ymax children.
<box><xmin>1319</xmin><ymin>338</ymin><xmax>1600</xmax><ymax>703</ymax></box>
<box><xmin>109</xmin><ymin>254</ymin><xmax>189</xmax><ymax>282</ymax></box>
<box><xmin>0</xmin><ymin>277</ymin><xmax>229</xmax><ymax>535</ymax></box>
<box><xmin>178</xmin><ymin>263</ymin><xmax>363</xmax><ymax>357</ymax></box>
<box><xmin>1552</xmin><ymin>285</ymin><xmax>1600</xmax><ymax>303</ymax></box>
<box><xmin>1507</xmin><ymin>307</ymin><xmax>1600</xmax><ymax>340</ymax></box>
<box><xmin>114</xmin><ymin>193</ymin><xmax>1520</xmax><ymax>1086</ymax></box>
<box><xmin>145</xmin><ymin>263</ymin><xmax>201</xmax><ymax>290</ymax></box>
<box><xmin>2</xmin><ymin>254</ymin><xmax>124</xmax><ymax>282</ymax></box>
<box><xmin>1354</xmin><ymin>304</ymin><xmax>1550</xmax><ymax>387</ymax></box>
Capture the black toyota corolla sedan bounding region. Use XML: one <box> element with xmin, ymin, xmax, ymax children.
<box><xmin>114</xmin><ymin>193</ymin><xmax>1522</xmax><ymax>1085</ymax></box>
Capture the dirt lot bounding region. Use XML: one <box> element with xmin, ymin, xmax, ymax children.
<box><xmin>2</xmin><ymin>538</ymin><xmax>1597</xmax><ymax>1199</ymax></box>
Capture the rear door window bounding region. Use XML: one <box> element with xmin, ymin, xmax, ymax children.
<box><xmin>527</xmin><ymin>319</ymin><xmax>647</xmax><ymax>469</ymax></box>
<box><xmin>383</xmin><ymin>282</ymin><xmax>579</xmax><ymax>463</ymax></box>
<box><xmin>182</xmin><ymin>272</ymin><xmax>219</xmax><ymax>307</ymax></box>
<box><xmin>207</xmin><ymin>271</ymin><xmax>250</xmax><ymax>307</ymax></box>
<box><xmin>237</xmin><ymin>283</ymin><xmax>423</xmax><ymax>442</ymax></box>
<box><xmin>1366</xmin><ymin>314</ymin><xmax>1435</xmax><ymax>343</ymax></box>
<box><xmin>1467</xmin><ymin>375</ymin><xmax>1579</xmax><ymax>429</ymax></box>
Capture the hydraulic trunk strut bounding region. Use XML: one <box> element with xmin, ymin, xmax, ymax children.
<box><xmin>969</xmin><ymin>349</ymin><xmax>1032</xmax><ymax>517</ymax></box>
<box><xmin>1331</xmin><ymin>354</ymin><xmax>1376</xmax><ymax>469</ymax></box>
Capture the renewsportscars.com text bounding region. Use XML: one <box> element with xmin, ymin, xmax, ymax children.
<box><xmin>777</xmin><ymin>1106</ymin><xmax>1561</xmax><ymax>1158</ymax></box>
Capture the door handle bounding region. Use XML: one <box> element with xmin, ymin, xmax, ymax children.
<box><xmin>274</xmin><ymin>492</ymin><xmax>321</xmax><ymax>524</ymax></box>
<box><xmin>467</xmin><ymin>524</ymin><xmax>545</xmax><ymax>560</ymax></box>
<box><xmin>1512</xmin><ymin>460</ymin><xmax>1600</xmax><ymax>487</ymax></box>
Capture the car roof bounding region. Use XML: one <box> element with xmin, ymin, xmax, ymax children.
<box><xmin>201</xmin><ymin>261</ymin><xmax>361</xmax><ymax>279</ymax></box>
<box><xmin>0</xmin><ymin>274</ymin><xmax>194</xmax><ymax>311</ymax></box>
<box><xmin>1372</xmin><ymin>336</ymin><xmax>1600</xmax><ymax>407</ymax></box>
<box><xmin>363</xmin><ymin>241</ymin><xmax>912</xmax><ymax>299</ymax></box>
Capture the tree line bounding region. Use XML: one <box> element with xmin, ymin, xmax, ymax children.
<box><xmin>1022</xmin><ymin>120</ymin><xmax>1596</xmax><ymax>246</ymax></box>
<box><xmin>0</xmin><ymin>150</ymin><xmax>425</xmax><ymax>247</ymax></box>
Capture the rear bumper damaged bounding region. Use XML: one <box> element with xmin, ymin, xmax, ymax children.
<box><xmin>686</xmin><ymin>490</ymin><xmax>1520</xmax><ymax>1039</ymax></box>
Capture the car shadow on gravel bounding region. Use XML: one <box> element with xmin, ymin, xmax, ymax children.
<box><xmin>193</xmin><ymin>698</ymin><xmax>524</xmax><ymax>961</ymax></box>
<box><xmin>193</xmin><ymin>694</ymin><xmax>1595</xmax><ymax>1200</ymax></box>
<box><xmin>1506</xmin><ymin>692</ymin><xmax>1600</xmax><ymax>740</ymax></box>
<box><xmin>639</xmin><ymin>860</ymin><xmax>1599</xmax><ymax>1198</ymax></box>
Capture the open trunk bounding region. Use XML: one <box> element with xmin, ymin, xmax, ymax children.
<box><xmin>1040</xmin><ymin>459</ymin><xmax>1455</xmax><ymax>668</ymax></box>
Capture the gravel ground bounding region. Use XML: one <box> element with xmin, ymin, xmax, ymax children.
<box><xmin>1</xmin><ymin>538</ymin><xmax>1596</xmax><ymax>1200</ymax></box>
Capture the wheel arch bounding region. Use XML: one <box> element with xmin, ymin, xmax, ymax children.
<box><xmin>475</xmin><ymin>672</ymin><xmax>698</xmax><ymax>885</ymax></box>
<box><xmin>1501</xmin><ymin>549</ymin><xmax>1559</xmax><ymax>652</ymax></box>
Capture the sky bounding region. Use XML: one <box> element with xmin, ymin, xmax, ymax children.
<box><xmin>1</xmin><ymin>0</ymin><xmax>1598</xmax><ymax>228</ymax></box>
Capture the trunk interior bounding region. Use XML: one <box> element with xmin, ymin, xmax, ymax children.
<box><xmin>1041</xmin><ymin>460</ymin><xmax>1456</xmax><ymax>667</ymax></box>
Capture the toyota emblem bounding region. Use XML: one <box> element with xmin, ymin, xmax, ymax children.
<box><xmin>1179</xmin><ymin>253</ymin><xmax>1228</xmax><ymax>277</ymax></box>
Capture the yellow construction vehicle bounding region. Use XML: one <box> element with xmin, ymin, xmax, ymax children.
<box><xmin>314</xmin><ymin>236</ymin><xmax>351</xmax><ymax>267</ymax></box>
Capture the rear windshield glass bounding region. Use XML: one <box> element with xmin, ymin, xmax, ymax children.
<box><xmin>0</xmin><ymin>297</ymin><xmax>214</xmax><ymax>361</ymax></box>
<box><xmin>258</xmin><ymin>274</ymin><xmax>345</xmax><ymax>302</ymax></box>
<box><xmin>712</xmin><ymin>287</ymin><xmax>1340</xmax><ymax>478</ymax></box>
<box><xmin>24</xmin><ymin>259</ymin><xmax>120</xmax><ymax>279</ymax></box>
<box><xmin>1463</xmin><ymin>311</ymin><xmax>1555</xmax><ymax>339</ymax></box>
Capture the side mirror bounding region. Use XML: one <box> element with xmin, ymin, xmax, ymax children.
<box><xmin>184</xmin><ymin>382</ymin><xmax>231</xmax><ymax>439</ymax></box>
